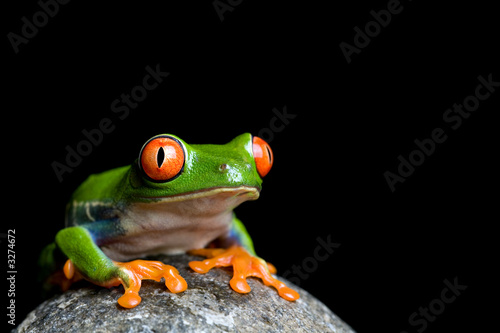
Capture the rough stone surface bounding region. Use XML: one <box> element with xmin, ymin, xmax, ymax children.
<box><xmin>15</xmin><ymin>254</ymin><xmax>355</xmax><ymax>333</ymax></box>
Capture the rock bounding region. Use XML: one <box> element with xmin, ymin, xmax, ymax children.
<box><xmin>14</xmin><ymin>254</ymin><xmax>356</xmax><ymax>333</ymax></box>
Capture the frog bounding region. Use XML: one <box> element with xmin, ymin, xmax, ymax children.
<box><xmin>39</xmin><ymin>133</ymin><xmax>299</xmax><ymax>308</ymax></box>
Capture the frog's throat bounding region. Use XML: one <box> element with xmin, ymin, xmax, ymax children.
<box><xmin>140</xmin><ymin>186</ymin><xmax>260</xmax><ymax>203</ymax></box>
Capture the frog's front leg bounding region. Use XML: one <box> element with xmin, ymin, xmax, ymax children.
<box><xmin>55</xmin><ymin>226</ymin><xmax>187</xmax><ymax>308</ymax></box>
<box><xmin>188</xmin><ymin>216</ymin><xmax>300</xmax><ymax>301</ymax></box>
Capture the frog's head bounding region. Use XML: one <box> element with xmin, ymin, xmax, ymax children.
<box><xmin>126</xmin><ymin>133</ymin><xmax>273</xmax><ymax>203</ymax></box>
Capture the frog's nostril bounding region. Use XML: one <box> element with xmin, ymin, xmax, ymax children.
<box><xmin>219</xmin><ymin>164</ymin><xmax>228</xmax><ymax>172</ymax></box>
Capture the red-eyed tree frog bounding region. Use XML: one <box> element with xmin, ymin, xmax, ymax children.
<box><xmin>40</xmin><ymin>133</ymin><xmax>299</xmax><ymax>308</ymax></box>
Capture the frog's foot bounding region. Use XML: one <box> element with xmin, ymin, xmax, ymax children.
<box><xmin>188</xmin><ymin>246</ymin><xmax>299</xmax><ymax>301</ymax></box>
<box><xmin>112</xmin><ymin>260</ymin><xmax>188</xmax><ymax>308</ymax></box>
<box><xmin>63</xmin><ymin>259</ymin><xmax>187</xmax><ymax>308</ymax></box>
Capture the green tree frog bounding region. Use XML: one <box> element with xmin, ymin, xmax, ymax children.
<box><xmin>40</xmin><ymin>133</ymin><xmax>299</xmax><ymax>308</ymax></box>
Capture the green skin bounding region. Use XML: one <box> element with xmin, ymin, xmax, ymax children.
<box><xmin>41</xmin><ymin>133</ymin><xmax>264</xmax><ymax>291</ymax></box>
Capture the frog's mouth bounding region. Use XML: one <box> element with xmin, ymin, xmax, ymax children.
<box><xmin>142</xmin><ymin>186</ymin><xmax>260</xmax><ymax>203</ymax></box>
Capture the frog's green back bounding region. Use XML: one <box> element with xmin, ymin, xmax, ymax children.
<box><xmin>70</xmin><ymin>165</ymin><xmax>131</xmax><ymax>203</ymax></box>
<box><xmin>65</xmin><ymin>165</ymin><xmax>131</xmax><ymax>227</ymax></box>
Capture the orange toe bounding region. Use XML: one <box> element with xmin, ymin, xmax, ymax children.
<box><xmin>63</xmin><ymin>259</ymin><xmax>75</xmax><ymax>279</ymax></box>
<box><xmin>267</xmin><ymin>262</ymin><xmax>277</xmax><ymax>274</ymax></box>
<box><xmin>53</xmin><ymin>259</ymin><xmax>84</xmax><ymax>291</ymax></box>
<box><xmin>118</xmin><ymin>290</ymin><xmax>142</xmax><ymax>309</ymax></box>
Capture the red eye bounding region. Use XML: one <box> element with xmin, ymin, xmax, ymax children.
<box><xmin>252</xmin><ymin>136</ymin><xmax>273</xmax><ymax>177</ymax></box>
<box><xmin>140</xmin><ymin>136</ymin><xmax>185</xmax><ymax>182</ymax></box>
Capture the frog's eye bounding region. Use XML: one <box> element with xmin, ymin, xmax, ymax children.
<box><xmin>252</xmin><ymin>136</ymin><xmax>273</xmax><ymax>177</ymax></box>
<box><xmin>139</xmin><ymin>136</ymin><xmax>185</xmax><ymax>182</ymax></box>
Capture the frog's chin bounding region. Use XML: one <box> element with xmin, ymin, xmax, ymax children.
<box><xmin>142</xmin><ymin>186</ymin><xmax>260</xmax><ymax>203</ymax></box>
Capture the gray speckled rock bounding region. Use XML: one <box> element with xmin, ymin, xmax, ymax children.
<box><xmin>15</xmin><ymin>254</ymin><xmax>355</xmax><ymax>333</ymax></box>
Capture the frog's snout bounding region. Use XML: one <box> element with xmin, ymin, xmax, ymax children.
<box><xmin>216</xmin><ymin>161</ymin><xmax>261</xmax><ymax>191</ymax></box>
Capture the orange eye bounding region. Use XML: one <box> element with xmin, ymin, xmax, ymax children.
<box><xmin>139</xmin><ymin>136</ymin><xmax>185</xmax><ymax>182</ymax></box>
<box><xmin>252</xmin><ymin>136</ymin><xmax>273</xmax><ymax>177</ymax></box>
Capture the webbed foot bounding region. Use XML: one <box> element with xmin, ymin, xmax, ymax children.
<box><xmin>63</xmin><ymin>259</ymin><xmax>188</xmax><ymax>308</ymax></box>
<box><xmin>188</xmin><ymin>246</ymin><xmax>299</xmax><ymax>301</ymax></box>
<box><xmin>113</xmin><ymin>260</ymin><xmax>188</xmax><ymax>308</ymax></box>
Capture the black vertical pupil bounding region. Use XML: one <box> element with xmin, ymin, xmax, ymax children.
<box><xmin>266</xmin><ymin>146</ymin><xmax>272</xmax><ymax>163</ymax></box>
<box><xmin>157</xmin><ymin>147</ymin><xmax>165</xmax><ymax>168</ymax></box>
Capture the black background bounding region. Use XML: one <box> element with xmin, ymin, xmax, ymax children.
<box><xmin>4</xmin><ymin>1</ymin><xmax>498</xmax><ymax>332</ymax></box>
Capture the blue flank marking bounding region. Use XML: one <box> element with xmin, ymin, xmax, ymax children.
<box><xmin>82</xmin><ymin>219</ymin><xmax>125</xmax><ymax>245</ymax></box>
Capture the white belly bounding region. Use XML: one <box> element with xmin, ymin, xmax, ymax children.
<box><xmin>100</xmin><ymin>187</ymin><xmax>257</xmax><ymax>261</ymax></box>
